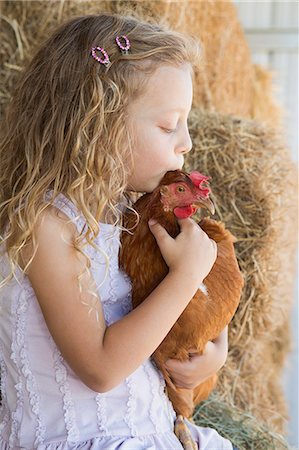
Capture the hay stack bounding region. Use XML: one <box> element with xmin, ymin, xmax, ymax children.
<box><xmin>194</xmin><ymin>392</ymin><xmax>290</xmax><ymax>450</ymax></box>
<box><xmin>111</xmin><ymin>0</ymin><xmax>284</xmax><ymax>127</ymax></box>
<box><xmin>184</xmin><ymin>108</ymin><xmax>297</xmax><ymax>438</ymax></box>
<box><xmin>1</xmin><ymin>0</ymin><xmax>282</xmax><ymax>127</ymax></box>
<box><xmin>110</xmin><ymin>0</ymin><xmax>254</xmax><ymax>116</ymax></box>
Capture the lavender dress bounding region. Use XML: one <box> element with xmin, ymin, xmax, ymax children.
<box><xmin>0</xmin><ymin>192</ymin><xmax>233</xmax><ymax>449</ymax></box>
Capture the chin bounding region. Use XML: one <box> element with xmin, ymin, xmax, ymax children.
<box><xmin>130</xmin><ymin>184</ymin><xmax>156</xmax><ymax>194</ymax></box>
<box><xmin>142</xmin><ymin>177</ymin><xmax>163</xmax><ymax>193</ymax></box>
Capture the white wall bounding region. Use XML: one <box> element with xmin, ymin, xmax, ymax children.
<box><xmin>233</xmin><ymin>1</ymin><xmax>298</xmax><ymax>448</ymax></box>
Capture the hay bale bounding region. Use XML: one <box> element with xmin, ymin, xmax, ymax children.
<box><xmin>184</xmin><ymin>108</ymin><xmax>298</xmax><ymax>435</ymax></box>
<box><xmin>110</xmin><ymin>0</ymin><xmax>254</xmax><ymax>117</ymax></box>
<box><xmin>193</xmin><ymin>392</ymin><xmax>290</xmax><ymax>450</ymax></box>
<box><xmin>0</xmin><ymin>0</ymin><xmax>282</xmax><ymax>126</ymax></box>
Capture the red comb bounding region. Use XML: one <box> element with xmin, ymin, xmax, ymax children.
<box><xmin>189</xmin><ymin>171</ymin><xmax>211</xmax><ymax>197</ymax></box>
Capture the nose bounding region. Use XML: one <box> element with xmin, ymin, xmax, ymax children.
<box><xmin>177</xmin><ymin>126</ymin><xmax>193</xmax><ymax>154</ymax></box>
<box><xmin>182</xmin><ymin>136</ymin><xmax>192</xmax><ymax>154</ymax></box>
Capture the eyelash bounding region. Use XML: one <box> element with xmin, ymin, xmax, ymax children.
<box><xmin>161</xmin><ymin>119</ymin><xmax>189</xmax><ymax>134</ymax></box>
<box><xmin>162</xmin><ymin>127</ymin><xmax>177</xmax><ymax>134</ymax></box>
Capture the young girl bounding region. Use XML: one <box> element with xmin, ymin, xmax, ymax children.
<box><xmin>0</xmin><ymin>12</ymin><xmax>234</xmax><ymax>449</ymax></box>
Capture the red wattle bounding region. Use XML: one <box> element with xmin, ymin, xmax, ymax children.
<box><xmin>173</xmin><ymin>205</ymin><xmax>194</xmax><ymax>219</ymax></box>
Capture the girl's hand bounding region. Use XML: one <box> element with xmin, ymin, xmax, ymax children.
<box><xmin>149</xmin><ymin>217</ymin><xmax>217</xmax><ymax>286</ymax></box>
<box><xmin>163</xmin><ymin>326</ymin><xmax>228</xmax><ymax>389</ymax></box>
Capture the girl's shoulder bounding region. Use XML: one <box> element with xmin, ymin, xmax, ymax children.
<box><xmin>44</xmin><ymin>190</ymin><xmax>118</xmax><ymax>232</ymax></box>
<box><xmin>19</xmin><ymin>199</ymin><xmax>78</xmax><ymax>272</ymax></box>
<box><xmin>19</xmin><ymin>190</ymin><xmax>120</xmax><ymax>272</ymax></box>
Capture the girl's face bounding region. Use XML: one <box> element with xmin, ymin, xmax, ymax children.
<box><xmin>126</xmin><ymin>64</ymin><xmax>193</xmax><ymax>193</ymax></box>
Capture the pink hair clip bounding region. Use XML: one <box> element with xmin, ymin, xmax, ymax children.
<box><xmin>115</xmin><ymin>35</ymin><xmax>131</xmax><ymax>55</ymax></box>
<box><xmin>91</xmin><ymin>46</ymin><xmax>111</xmax><ymax>67</ymax></box>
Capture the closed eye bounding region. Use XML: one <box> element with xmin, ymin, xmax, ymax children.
<box><xmin>160</xmin><ymin>118</ymin><xmax>189</xmax><ymax>134</ymax></box>
<box><xmin>161</xmin><ymin>127</ymin><xmax>177</xmax><ymax>134</ymax></box>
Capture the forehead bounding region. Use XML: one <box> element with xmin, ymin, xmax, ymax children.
<box><xmin>132</xmin><ymin>64</ymin><xmax>193</xmax><ymax>114</ymax></box>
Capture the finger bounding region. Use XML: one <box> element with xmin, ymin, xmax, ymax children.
<box><xmin>148</xmin><ymin>219</ymin><xmax>173</xmax><ymax>243</ymax></box>
<box><xmin>210</xmin><ymin>239</ymin><xmax>217</xmax><ymax>255</ymax></box>
<box><xmin>188</xmin><ymin>349</ymin><xmax>199</xmax><ymax>358</ymax></box>
<box><xmin>176</xmin><ymin>217</ymin><xmax>193</xmax><ymax>224</ymax></box>
<box><xmin>164</xmin><ymin>358</ymin><xmax>190</xmax><ymax>372</ymax></box>
<box><xmin>187</xmin><ymin>348</ymin><xmax>199</xmax><ymax>354</ymax></box>
<box><xmin>164</xmin><ymin>358</ymin><xmax>182</xmax><ymax>371</ymax></box>
<box><xmin>212</xmin><ymin>325</ymin><xmax>228</xmax><ymax>344</ymax></box>
<box><xmin>203</xmin><ymin>340</ymin><xmax>215</xmax><ymax>355</ymax></box>
<box><xmin>176</xmin><ymin>217</ymin><xmax>199</xmax><ymax>231</ymax></box>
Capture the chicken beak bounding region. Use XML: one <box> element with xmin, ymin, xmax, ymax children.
<box><xmin>192</xmin><ymin>197</ymin><xmax>215</xmax><ymax>215</ymax></box>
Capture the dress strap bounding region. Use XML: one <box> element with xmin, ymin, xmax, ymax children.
<box><xmin>44</xmin><ymin>190</ymin><xmax>87</xmax><ymax>235</ymax></box>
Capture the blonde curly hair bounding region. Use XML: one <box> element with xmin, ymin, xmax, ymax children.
<box><xmin>0</xmin><ymin>12</ymin><xmax>201</xmax><ymax>319</ymax></box>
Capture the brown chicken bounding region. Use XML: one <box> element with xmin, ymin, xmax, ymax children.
<box><xmin>119</xmin><ymin>169</ymin><xmax>244</xmax><ymax>422</ymax></box>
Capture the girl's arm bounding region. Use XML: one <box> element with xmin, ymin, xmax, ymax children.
<box><xmin>23</xmin><ymin>206</ymin><xmax>216</xmax><ymax>392</ymax></box>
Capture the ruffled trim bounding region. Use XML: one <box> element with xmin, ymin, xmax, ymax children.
<box><xmin>0</xmin><ymin>429</ymin><xmax>187</xmax><ymax>450</ymax></box>
<box><xmin>8</xmin><ymin>289</ymin><xmax>46</xmax><ymax>447</ymax></box>
<box><xmin>0</xmin><ymin>343</ymin><xmax>10</xmax><ymax>436</ymax></box>
<box><xmin>0</xmin><ymin>416</ymin><xmax>234</xmax><ymax>450</ymax></box>
<box><xmin>95</xmin><ymin>226</ymin><xmax>124</xmax><ymax>325</ymax></box>
<box><xmin>105</xmin><ymin>229</ymin><xmax>120</xmax><ymax>305</ymax></box>
<box><xmin>142</xmin><ymin>359</ymin><xmax>176</xmax><ymax>433</ymax></box>
<box><xmin>118</xmin><ymin>271</ymin><xmax>133</xmax><ymax>317</ymax></box>
<box><xmin>100</xmin><ymin>226</ymin><xmax>132</xmax><ymax>322</ymax></box>
<box><xmin>9</xmin><ymin>291</ymin><xmax>25</xmax><ymax>448</ymax></box>
<box><xmin>19</xmin><ymin>345</ymin><xmax>46</xmax><ymax>445</ymax></box>
<box><xmin>142</xmin><ymin>361</ymin><xmax>161</xmax><ymax>433</ymax></box>
<box><xmin>95</xmin><ymin>394</ymin><xmax>108</xmax><ymax>435</ymax></box>
<box><xmin>109</xmin><ymin>246</ymin><xmax>120</xmax><ymax>306</ymax></box>
<box><xmin>124</xmin><ymin>377</ymin><xmax>138</xmax><ymax>437</ymax></box>
<box><xmin>18</xmin><ymin>290</ymin><xmax>46</xmax><ymax>446</ymax></box>
<box><xmin>50</xmin><ymin>337</ymin><xmax>79</xmax><ymax>441</ymax></box>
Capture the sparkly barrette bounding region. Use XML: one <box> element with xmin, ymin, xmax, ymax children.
<box><xmin>91</xmin><ymin>35</ymin><xmax>131</xmax><ymax>68</ymax></box>
<box><xmin>91</xmin><ymin>47</ymin><xmax>110</xmax><ymax>67</ymax></box>
<box><xmin>115</xmin><ymin>35</ymin><xmax>131</xmax><ymax>55</ymax></box>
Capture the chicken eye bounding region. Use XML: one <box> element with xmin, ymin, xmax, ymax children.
<box><xmin>176</xmin><ymin>186</ymin><xmax>185</xmax><ymax>193</ymax></box>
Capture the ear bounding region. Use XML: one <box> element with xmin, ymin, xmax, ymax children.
<box><xmin>160</xmin><ymin>185</ymin><xmax>170</xmax><ymax>196</ymax></box>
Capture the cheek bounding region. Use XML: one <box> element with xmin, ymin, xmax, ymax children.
<box><xmin>133</xmin><ymin>133</ymin><xmax>161</xmax><ymax>163</ymax></box>
<box><xmin>132</xmin><ymin>126</ymin><xmax>173</xmax><ymax>172</ymax></box>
